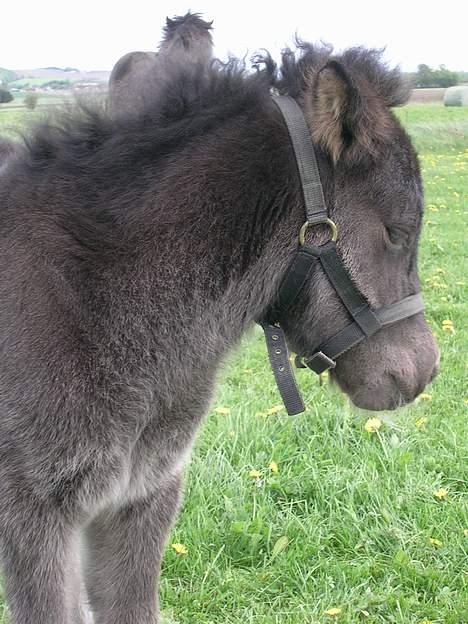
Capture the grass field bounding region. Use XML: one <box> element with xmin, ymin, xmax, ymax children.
<box><xmin>0</xmin><ymin>104</ymin><xmax>467</xmax><ymax>623</ymax></box>
<box><xmin>0</xmin><ymin>91</ymin><xmax>67</xmax><ymax>112</ymax></box>
<box><xmin>408</xmin><ymin>89</ymin><xmax>445</xmax><ymax>104</ymax></box>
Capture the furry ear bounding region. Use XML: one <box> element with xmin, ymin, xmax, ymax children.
<box><xmin>166</xmin><ymin>17</ymin><xmax>175</xmax><ymax>28</ymax></box>
<box><xmin>307</xmin><ymin>60</ymin><xmax>394</xmax><ymax>165</ymax></box>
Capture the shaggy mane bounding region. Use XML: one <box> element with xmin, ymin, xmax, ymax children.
<box><xmin>19</xmin><ymin>60</ymin><xmax>268</xmax><ymax>176</ymax></box>
<box><xmin>164</xmin><ymin>12</ymin><xmax>213</xmax><ymax>36</ymax></box>
<box><xmin>255</xmin><ymin>42</ymin><xmax>410</xmax><ymax>106</ymax></box>
<box><xmin>18</xmin><ymin>42</ymin><xmax>409</xmax><ymax>178</ymax></box>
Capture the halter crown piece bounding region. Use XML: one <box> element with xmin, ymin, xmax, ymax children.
<box><xmin>259</xmin><ymin>96</ymin><xmax>425</xmax><ymax>415</ymax></box>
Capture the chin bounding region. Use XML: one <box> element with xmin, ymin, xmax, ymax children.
<box><xmin>332</xmin><ymin>372</ymin><xmax>413</xmax><ymax>412</ymax></box>
<box><xmin>348</xmin><ymin>390</ymin><xmax>409</xmax><ymax>412</ymax></box>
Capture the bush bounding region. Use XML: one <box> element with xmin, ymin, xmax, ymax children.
<box><xmin>415</xmin><ymin>64</ymin><xmax>459</xmax><ymax>88</ymax></box>
<box><xmin>0</xmin><ymin>68</ymin><xmax>18</xmax><ymax>84</ymax></box>
<box><xmin>42</xmin><ymin>79</ymin><xmax>71</xmax><ymax>90</ymax></box>
<box><xmin>24</xmin><ymin>93</ymin><xmax>39</xmax><ymax>110</ymax></box>
<box><xmin>0</xmin><ymin>88</ymin><xmax>13</xmax><ymax>103</ymax></box>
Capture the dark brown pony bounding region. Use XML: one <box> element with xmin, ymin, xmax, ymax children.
<box><xmin>0</xmin><ymin>137</ymin><xmax>22</xmax><ymax>174</ymax></box>
<box><xmin>108</xmin><ymin>12</ymin><xmax>213</xmax><ymax>115</ymax></box>
<box><xmin>0</xmin><ymin>42</ymin><xmax>438</xmax><ymax>624</ymax></box>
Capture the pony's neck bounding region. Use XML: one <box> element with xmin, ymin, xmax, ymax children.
<box><xmin>140</xmin><ymin>104</ymin><xmax>304</xmax><ymax>339</ymax></box>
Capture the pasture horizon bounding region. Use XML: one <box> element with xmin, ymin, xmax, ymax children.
<box><xmin>1</xmin><ymin>1</ymin><xmax>467</xmax><ymax>72</ymax></box>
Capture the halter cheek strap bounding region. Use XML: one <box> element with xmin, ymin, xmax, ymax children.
<box><xmin>259</xmin><ymin>95</ymin><xmax>425</xmax><ymax>415</ymax></box>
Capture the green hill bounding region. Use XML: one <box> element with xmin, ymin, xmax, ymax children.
<box><xmin>0</xmin><ymin>68</ymin><xmax>18</xmax><ymax>85</ymax></box>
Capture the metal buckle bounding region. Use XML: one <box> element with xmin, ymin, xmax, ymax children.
<box><xmin>299</xmin><ymin>218</ymin><xmax>338</xmax><ymax>246</ymax></box>
<box><xmin>304</xmin><ymin>351</ymin><xmax>336</xmax><ymax>375</ymax></box>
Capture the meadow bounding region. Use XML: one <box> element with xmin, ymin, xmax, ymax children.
<box><xmin>0</xmin><ymin>91</ymin><xmax>66</xmax><ymax>112</ymax></box>
<box><xmin>0</xmin><ymin>102</ymin><xmax>466</xmax><ymax>623</ymax></box>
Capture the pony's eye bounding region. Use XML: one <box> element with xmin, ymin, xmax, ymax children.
<box><xmin>384</xmin><ymin>226</ymin><xmax>407</xmax><ymax>250</ymax></box>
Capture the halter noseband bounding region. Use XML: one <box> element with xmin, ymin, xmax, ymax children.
<box><xmin>259</xmin><ymin>96</ymin><xmax>424</xmax><ymax>415</ymax></box>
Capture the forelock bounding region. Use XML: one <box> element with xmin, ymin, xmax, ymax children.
<box><xmin>256</xmin><ymin>42</ymin><xmax>410</xmax><ymax>107</ymax></box>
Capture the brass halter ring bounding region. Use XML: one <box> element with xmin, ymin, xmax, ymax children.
<box><xmin>299</xmin><ymin>218</ymin><xmax>338</xmax><ymax>246</ymax></box>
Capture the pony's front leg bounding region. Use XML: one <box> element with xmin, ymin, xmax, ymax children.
<box><xmin>0</xmin><ymin>502</ymin><xmax>79</xmax><ymax>624</ymax></box>
<box><xmin>84</xmin><ymin>473</ymin><xmax>183</xmax><ymax>624</ymax></box>
<box><xmin>69</xmin><ymin>552</ymin><xmax>94</xmax><ymax>624</ymax></box>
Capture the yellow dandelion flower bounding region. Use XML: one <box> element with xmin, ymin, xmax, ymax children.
<box><xmin>419</xmin><ymin>393</ymin><xmax>432</xmax><ymax>401</ymax></box>
<box><xmin>269</xmin><ymin>461</ymin><xmax>279</xmax><ymax>474</ymax></box>
<box><xmin>429</xmin><ymin>537</ymin><xmax>443</xmax><ymax>547</ymax></box>
<box><xmin>319</xmin><ymin>370</ymin><xmax>329</xmax><ymax>386</ymax></box>
<box><xmin>364</xmin><ymin>417</ymin><xmax>382</xmax><ymax>433</ymax></box>
<box><xmin>415</xmin><ymin>417</ymin><xmax>427</xmax><ymax>429</ymax></box>
<box><xmin>463</xmin><ymin>529</ymin><xmax>468</xmax><ymax>537</ymax></box>
<box><xmin>214</xmin><ymin>406</ymin><xmax>230</xmax><ymax>415</ymax></box>
<box><xmin>171</xmin><ymin>543</ymin><xmax>188</xmax><ymax>555</ymax></box>
<box><xmin>442</xmin><ymin>319</ymin><xmax>455</xmax><ymax>334</ymax></box>
<box><xmin>324</xmin><ymin>607</ymin><xmax>342</xmax><ymax>616</ymax></box>
<box><xmin>266</xmin><ymin>405</ymin><xmax>284</xmax><ymax>415</ymax></box>
<box><xmin>249</xmin><ymin>469</ymin><xmax>262</xmax><ymax>479</ymax></box>
<box><xmin>433</xmin><ymin>488</ymin><xmax>448</xmax><ymax>499</ymax></box>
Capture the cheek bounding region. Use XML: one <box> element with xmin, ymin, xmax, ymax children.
<box><xmin>282</xmin><ymin>269</ymin><xmax>350</xmax><ymax>355</ymax></box>
<box><xmin>337</xmin><ymin>219</ymin><xmax>415</xmax><ymax>306</ymax></box>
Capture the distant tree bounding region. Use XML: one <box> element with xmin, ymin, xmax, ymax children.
<box><xmin>433</xmin><ymin>65</ymin><xmax>459</xmax><ymax>88</ymax></box>
<box><xmin>0</xmin><ymin>68</ymin><xmax>18</xmax><ymax>84</ymax></box>
<box><xmin>44</xmin><ymin>66</ymin><xmax>79</xmax><ymax>72</ymax></box>
<box><xmin>416</xmin><ymin>64</ymin><xmax>433</xmax><ymax>87</ymax></box>
<box><xmin>24</xmin><ymin>93</ymin><xmax>39</xmax><ymax>110</ymax></box>
<box><xmin>415</xmin><ymin>64</ymin><xmax>458</xmax><ymax>88</ymax></box>
<box><xmin>42</xmin><ymin>79</ymin><xmax>71</xmax><ymax>90</ymax></box>
<box><xmin>0</xmin><ymin>88</ymin><xmax>13</xmax><ymax>103</ymax></box>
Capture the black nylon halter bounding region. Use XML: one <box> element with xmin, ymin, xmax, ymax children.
<box><xmin>260</xmin><ymin>95</ymin><xmax>425</xmax><ymax>415</ymax></box>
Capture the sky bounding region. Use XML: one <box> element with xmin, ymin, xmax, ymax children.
<box><xmin>2</xmin><ymin>0</ymin><xmax>467</xmax><ymax>72</ymax></box>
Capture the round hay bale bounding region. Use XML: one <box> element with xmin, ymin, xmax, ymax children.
<box><xmin>444</xmin><ymin>86</ymin><xmax>468</xmax><ymax>106</ymax></box>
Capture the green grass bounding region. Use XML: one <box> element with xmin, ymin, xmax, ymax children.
<box><xmin>9</xmin><ymin>77</ymin><xmax>60</xmax><ymax>88</ymax></box>
<box><xmin>0</xmin><ymin>108</ymin><xmax>37</xmax><ymax>135</ymax></box>
<box><xmin>0</xmin><ymin>96</ymin><xmax>71</xmax><ymax>142</ymax></box>
<box><xmin>0</xmin><ymin>94</ymin><xmax>67</xmax><ymax>136</ymax></box>
<box><xmin>0</xmin><ymin>104</ymin><xmax>467</xmax><ymax>623</ymax></box>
